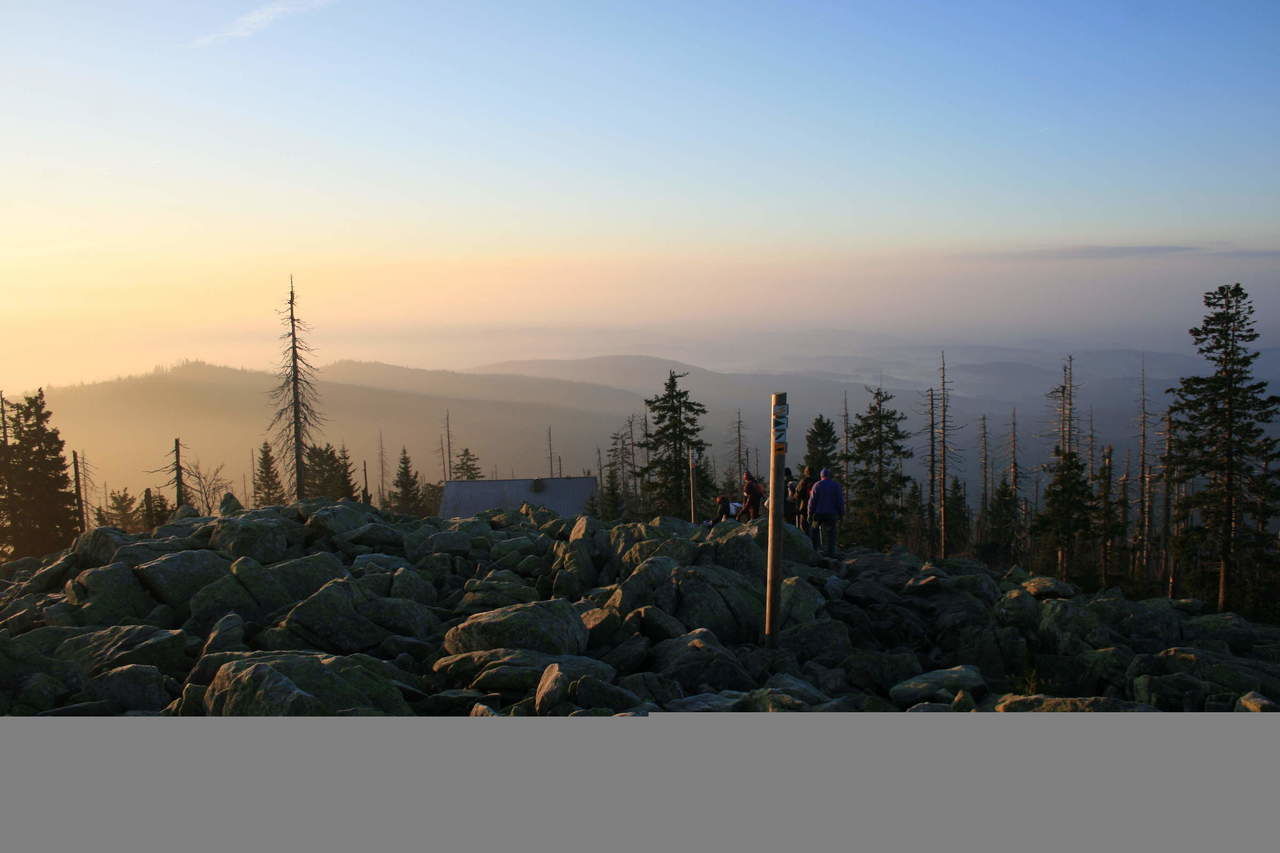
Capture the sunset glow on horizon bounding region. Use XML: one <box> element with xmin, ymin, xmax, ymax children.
<box><xmin>3</xmin><ymin>1</ymin><xmax>1278</xmax><ymax>392</ymax></box>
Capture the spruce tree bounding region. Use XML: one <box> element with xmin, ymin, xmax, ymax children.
<box><xmin>388</xmin><ymin>448</ymin><xmax>422</xmax><ymax>515</ymax></box>
<box><xmin>336</xmin><ymin>444</ymin><xmax>358</xmax><ymax>499</ymax></box>
<box><xmin>140</xmin><ymin>488</ymin><xmax>172</xmax><ymax>529</ymax></box>
<box><xmin>979</xmin><ymin>478</ymin><xmax>1021</xmax><ymax>568</ymax></box>
<box><xmin>944</xmin><ymin>477</ymin><xmax>972</xmax><ymax>556</ymax></box>
<box><xmin>3</xmin><ymin>389</ymin><xmax>78</xmax><ymax>557</ymax></box>
<box><xmin>105</xmin><ymin>488</ymin><xmax>141</xmax><ymax>532</ymax></box>
<box><xmin>637</xmin><ymin>371</ymin><xmax>714</xmax><ymax>518</ymax></box>
<box><xmin>901</xmin><ymin>479</ymin><xmax>930</xmax><ymax>558</ymax></box>
<box><xmin>802</xmin><ymin>414</ymin><xmax>840</xmax><ymax>475</ymax></box>
<box><xmin>599</xmin><ymin>459</ymin><xmax>626</xmax><ymax>521</ymax></box>
<box><xmin>0</xmin><ymin>391</ymin><xmax>11</xmax><ymax>557</ymax></box>
<box><xmin>253</xmin><ymin>441</ymin><xmax>288</xmax><ymax>507</ymax></box>
<box><xmin>451</xmin><ymin>447</ymin><xmax>483</xmax><ymax>480</ymax></box>
<box><xmin>303</xmin><ymin>443</ymin><xmax>357</xmax><ymax>499</ymax></box>
<box><xmin>843</xmin><ymin>387</ymin><xmax>913</xmax><ymax>551</ymax></box>
<box><xmin>1033</xmin><ymin>447</ymin><xmax>1095</xmax><ymax>582</ymax></box>
<box><xmin>1166</xmin><ymin>283</ymin><xmax>1280</xmax><ymax>613</ymax></box>
<box><xmin>601</xmin><ymin>429</ymin><xmax>631</xmax><ymax>521</ymax></box>
<box><xmin>417</xmin><ymin>477</ymin><xmax>443</xmax><ymax>517</ymax></box>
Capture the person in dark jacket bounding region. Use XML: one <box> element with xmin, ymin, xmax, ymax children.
<box><xmin>713</xmin><ymin>494</ymin><xmax>733</xmax><ymax>523</ymax></box>
<box><xmin>807</xmin><ymin>468</ymin><xmax>844</xmax><ymax>558</ymax></box>
<box><xmin>793</xmin><ymin>466</ymin><xmax>817</xmax><ymax>541</ymax></box>
<box><xmin>739</xmin><ymin>472</ymin><xmax>764</xmax><ymax>521</ymax></box>
<box><xmin>783</xmin><ymin>467</ymin><xmax>797</xmax><ymax>525</ymax></box>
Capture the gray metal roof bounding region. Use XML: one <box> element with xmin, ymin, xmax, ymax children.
<box><xmin>439</xmin><ymin>477</ymin><xmax>597</xmax><ymax>520</ymax></box>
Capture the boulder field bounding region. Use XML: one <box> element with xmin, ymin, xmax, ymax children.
<box><xmin>2</xmin><ymin>496</ymin><xmax>1278</xmax><ymax>716</ymax></box>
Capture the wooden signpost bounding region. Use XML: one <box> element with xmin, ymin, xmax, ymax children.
<box><xmin>688</xmin><ymin>445</ymin><xmax>697</xmax><ymax>525</ymax></box>
<box><xmin>764</xmin><ymin>392</ymin><xmax>788</xmax><ymax>647</ymax></box>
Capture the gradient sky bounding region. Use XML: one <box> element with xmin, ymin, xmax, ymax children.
<box><xmin>3</xmin><ymin>0</ymin><xmax>1278</xmax><ymax>392</ymax></box>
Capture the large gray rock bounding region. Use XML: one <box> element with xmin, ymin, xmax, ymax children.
<box><xmin>1132</xmin><ymin>672</ymin><xmax>1213</xmax><ymax>712</ymax></box>
<box><xmin>843</xmin><ymin>649</ymin><xmax>924</xmax><ymax>694</ymax></box>
<box><xmin>388</xmin><ymin>567</ymin><xmax>437</xmax><ymax>606</ymax></box>
<box><xmin>0</xmin><ymin>632</ymin><xmax>82</xmax><ymax>698</ymax></box>
<box><xmin>779</xmin><ymin>577</ymin><xmax>825</xmax><ymax>629</ymax></box>
<box><xmin>54</xmin><ymin>625</ymin><xmax>190</xmax><ymax>678</ymax></box>
<box><xmin>18</xmin><ymin>554</ymin><xmax>80</xmax><ymax>595</ymax></box>
<box><xmin>430</xmin><ymin>531</ymin><xmax>473</xmax><ymax>556</ymax></box>
<box><xmin>764</xmin><ymin>673</ymin><xmax>830</xmax><ymax>705</ymax></box>
<box><xmin>202</xmin><ymin>652</ymin><xmax>412</xmax><ymax>716</ymax></box>
<box><xmin>260</xmin><ymin>552</ymin><xmax>349</xmax><ymax>603</ymax></box>
<box><xmin>86</xmin><ymin>664</ymin><xmax>178</xmax><ymax>711</ymax></box>
<box><xmin>1186</xmin><ymin>613</ymin><xmax>1258</xmax><ymax>656</ymax></box>
<box><xmin>1038</xmin><ymin>598</ymin><xmax>1117</xmax><ymax>655</ymax></box>
<box><xmin>776</xmin><ymin>620</ymin><xmax>853</xmax><ymax>666</ymax></box>
<box><xmin>184</xmin><ymin>572</ymin><xmax>263</xmax><ymax>637</ymax></box>
<box><xmin>64</xmin><ymin>563</ymin><xmax>158</xmax><ymax>625</ymax></box>
<box><xmin>457</xmin><ymin>574</ymin><xmax>539</xmax><ymax>614</ymax></box>
<box><xmin>73</xmin><ymin>527</ymin><xmax>133</xmax><ymax>568</ymax></box>
<box><xmin>276</xmin><ymin>579</ymin><xmax>391</xmax><ymax>654</ymax></box>
<box><xmin>305</xmin><ymin>503</ymin><xmax>373</xmax><ymax>540</ymax></box>
<box><xmin>994</xmin><ymin>588</ymin><xmax>1039</xmax><ymax>630</ymax></box>
<box><xmin>112</xmin><ymin>537</ymin><xmax>203</xmax><ymax>567</ymax></box>
<box><xmin>623</xmin><ymin>605</ymin><xmax>687</xmax><ymax>643</ymax></box>
<box><xmin>570</xmin><ymin>675</ymin><xmax>641</xmax><ymax>712</ymax></box>
<box><xmin>337</xmin><ymin>523</ymin><xmax>404</xmax><ymax>552</ymax></box>
<box><xmin>443</xmin><ymin>599</ymin><xmax>589</xmax><ymax>656</ymax></box>
<box><xmin>711</xmin><ymin>532</ymin><xmax>766</xmax><ymax>579</ymax></box>
<box><xmin>652</xmin><ymin>629</ymin><xmax>755</xmax><ymax>693</ymax></box>
<box><xmin>730</xmin><ymin>687</ymin><xmax>809</xmax><ymax>712</ymax></box>
<box><xmin>663</xmin><ymin>691</ymin><xmax>746</xmax><ymax>713</ymax></box>
<box><xmin>432</xmin><ymin>648</ymin><xmax>614</xmax><ymax>686</ymax></box>
<box><xmin>618</xmin><ymin>671</ymin><xmax>685</xmax><ymax>707</ymax></box>
<box><xmin>210</xmin><ymin>518</ymin><xmax>293</xmax><ymax>565</ymax></box>
<box><xmin>889</xmin><ymin>665</ymin><xmax>987</xmax><ymax>708</ymax></box>
<box><xmin>133</xmin><ymin>550</ymin><xmax>232</xmax><ymax>613</ymax></box>
<box><xmin>605</xmin><ymin>556</ymin><xmax>680</xmax><ymax>614</ymax></box>
<box><xmin>1022</xmin><ymin>576</ymin><xmax>1077</xmax><ymax>600</ymax></box>
<box><xmin>666</xmin><ymin>564</ymin><xmax>765</xmax><ymax>646</ymax></box>
<box><xmin>534</xmin><ymin>663</ymin><xmax>574</xmax><ymax>715</ymax></box>
<box><xmin>1155</xmin><ymin>647</ymin><xmax>1280</xmax><ymax>699</ymax></box>
<box><xmin>200</xmin><ymin>613</ymin><xmax>249</xmax><ymax>656</ymax></box>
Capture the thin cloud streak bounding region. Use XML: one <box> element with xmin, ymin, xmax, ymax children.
<box><xmin>1010</xmin><ymin>245</ymin><xmax>1200</xmax><ymax>260</ymax></box>
<box><xmin>193</xmin><ymin>0</ymin><xmax>336</xmax><ymax>47</ymax></box>
<box><xmin>970</xmin><ymin>244</ymin><xmax>1280</xmax><ymax>261</ymax></box>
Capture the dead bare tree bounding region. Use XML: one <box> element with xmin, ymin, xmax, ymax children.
<box><xmin>187</xmin><ymin>459</ymin><xmax>232</xmax><ymax>516</ymax></box>
<box><xmin>935</xmin><ymin>352</ymin><xmax>964</xmax><ymax>559</ymax></box>
<box><xmin>1135</xmin><ymin>356</ymin><xmax>1153</xmax><ymax>579</ymax></box>
<box><xmin>267</xmin><ymin>277</ymin><xmax>324</xmax><ymax>501</ymax></box>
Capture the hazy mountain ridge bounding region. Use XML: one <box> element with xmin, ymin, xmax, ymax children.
<box><xmin>36</xmin><ymin>344</ymin><xmax>1279</xmax><ymax>506</ymax></box>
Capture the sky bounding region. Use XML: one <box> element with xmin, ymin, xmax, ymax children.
<box><xmin>2</xmin><ymin>0</ymin><xmax>1278</xmax><ymax>393</ymax></box>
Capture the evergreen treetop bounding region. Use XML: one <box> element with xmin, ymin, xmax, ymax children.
<box><xmin>1166</xmin><ymin>283</ymin><xmax>1280</xmax><ymax>611</ymax></box>
<box><xmin>1</xmin><ymin>389</ymin><xmax>78</xmax><ymax>557</ymax></box>
<box><xmin>803</xmin><ymin>413</ymin><xmax>840</xmax><ymax>475</ymax></box>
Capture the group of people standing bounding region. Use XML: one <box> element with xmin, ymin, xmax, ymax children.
<box><xmin>711</xmin><ymin>467</ymin><xmax>844</xmax><ymax>558</ymax></box>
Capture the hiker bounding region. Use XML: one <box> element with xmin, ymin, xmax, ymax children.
<box><xmin>739</xmin><ymin>472</ymin><xmax>764</xmax><ymax>521</ymax></box>
<box><xmin>713</xmin><ymin>494</ymin><xmax>733</xmax><ymax>523</ymax></box>
<box><xmin>783</xmin><ymin>467</ymin><xmax>797</xmax><ymax>525</ymax></box>
<box><xmin>807</xmin><ymin>467</ymin><xmax>844</xmax><ymax>558</ymax></box>
<box><xmin>793</xmin><ymin>466</ymin><xmax>817</xmax><ymax>539</ymax></box>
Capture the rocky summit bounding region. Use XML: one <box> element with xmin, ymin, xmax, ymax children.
<box><xmin>2</xmin><ymin>497</ymin><xmax>1279</xmax><ymax>716</ymax></box>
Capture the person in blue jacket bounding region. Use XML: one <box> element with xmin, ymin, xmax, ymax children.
<box><xmin>806</xmin><ymin>468</ymin><xmax>844</xmax><ymax>558</ymax></box>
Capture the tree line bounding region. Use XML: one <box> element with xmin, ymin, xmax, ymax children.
<box><xmin>3</xmin><ymin>282</ymin><xmax>1276</xmax><ymax>621</ymax></box>
<box><xmin>582</xmin><ymin>284</ymin><xmax>1278</xmax><ymax>621</ymax></box>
